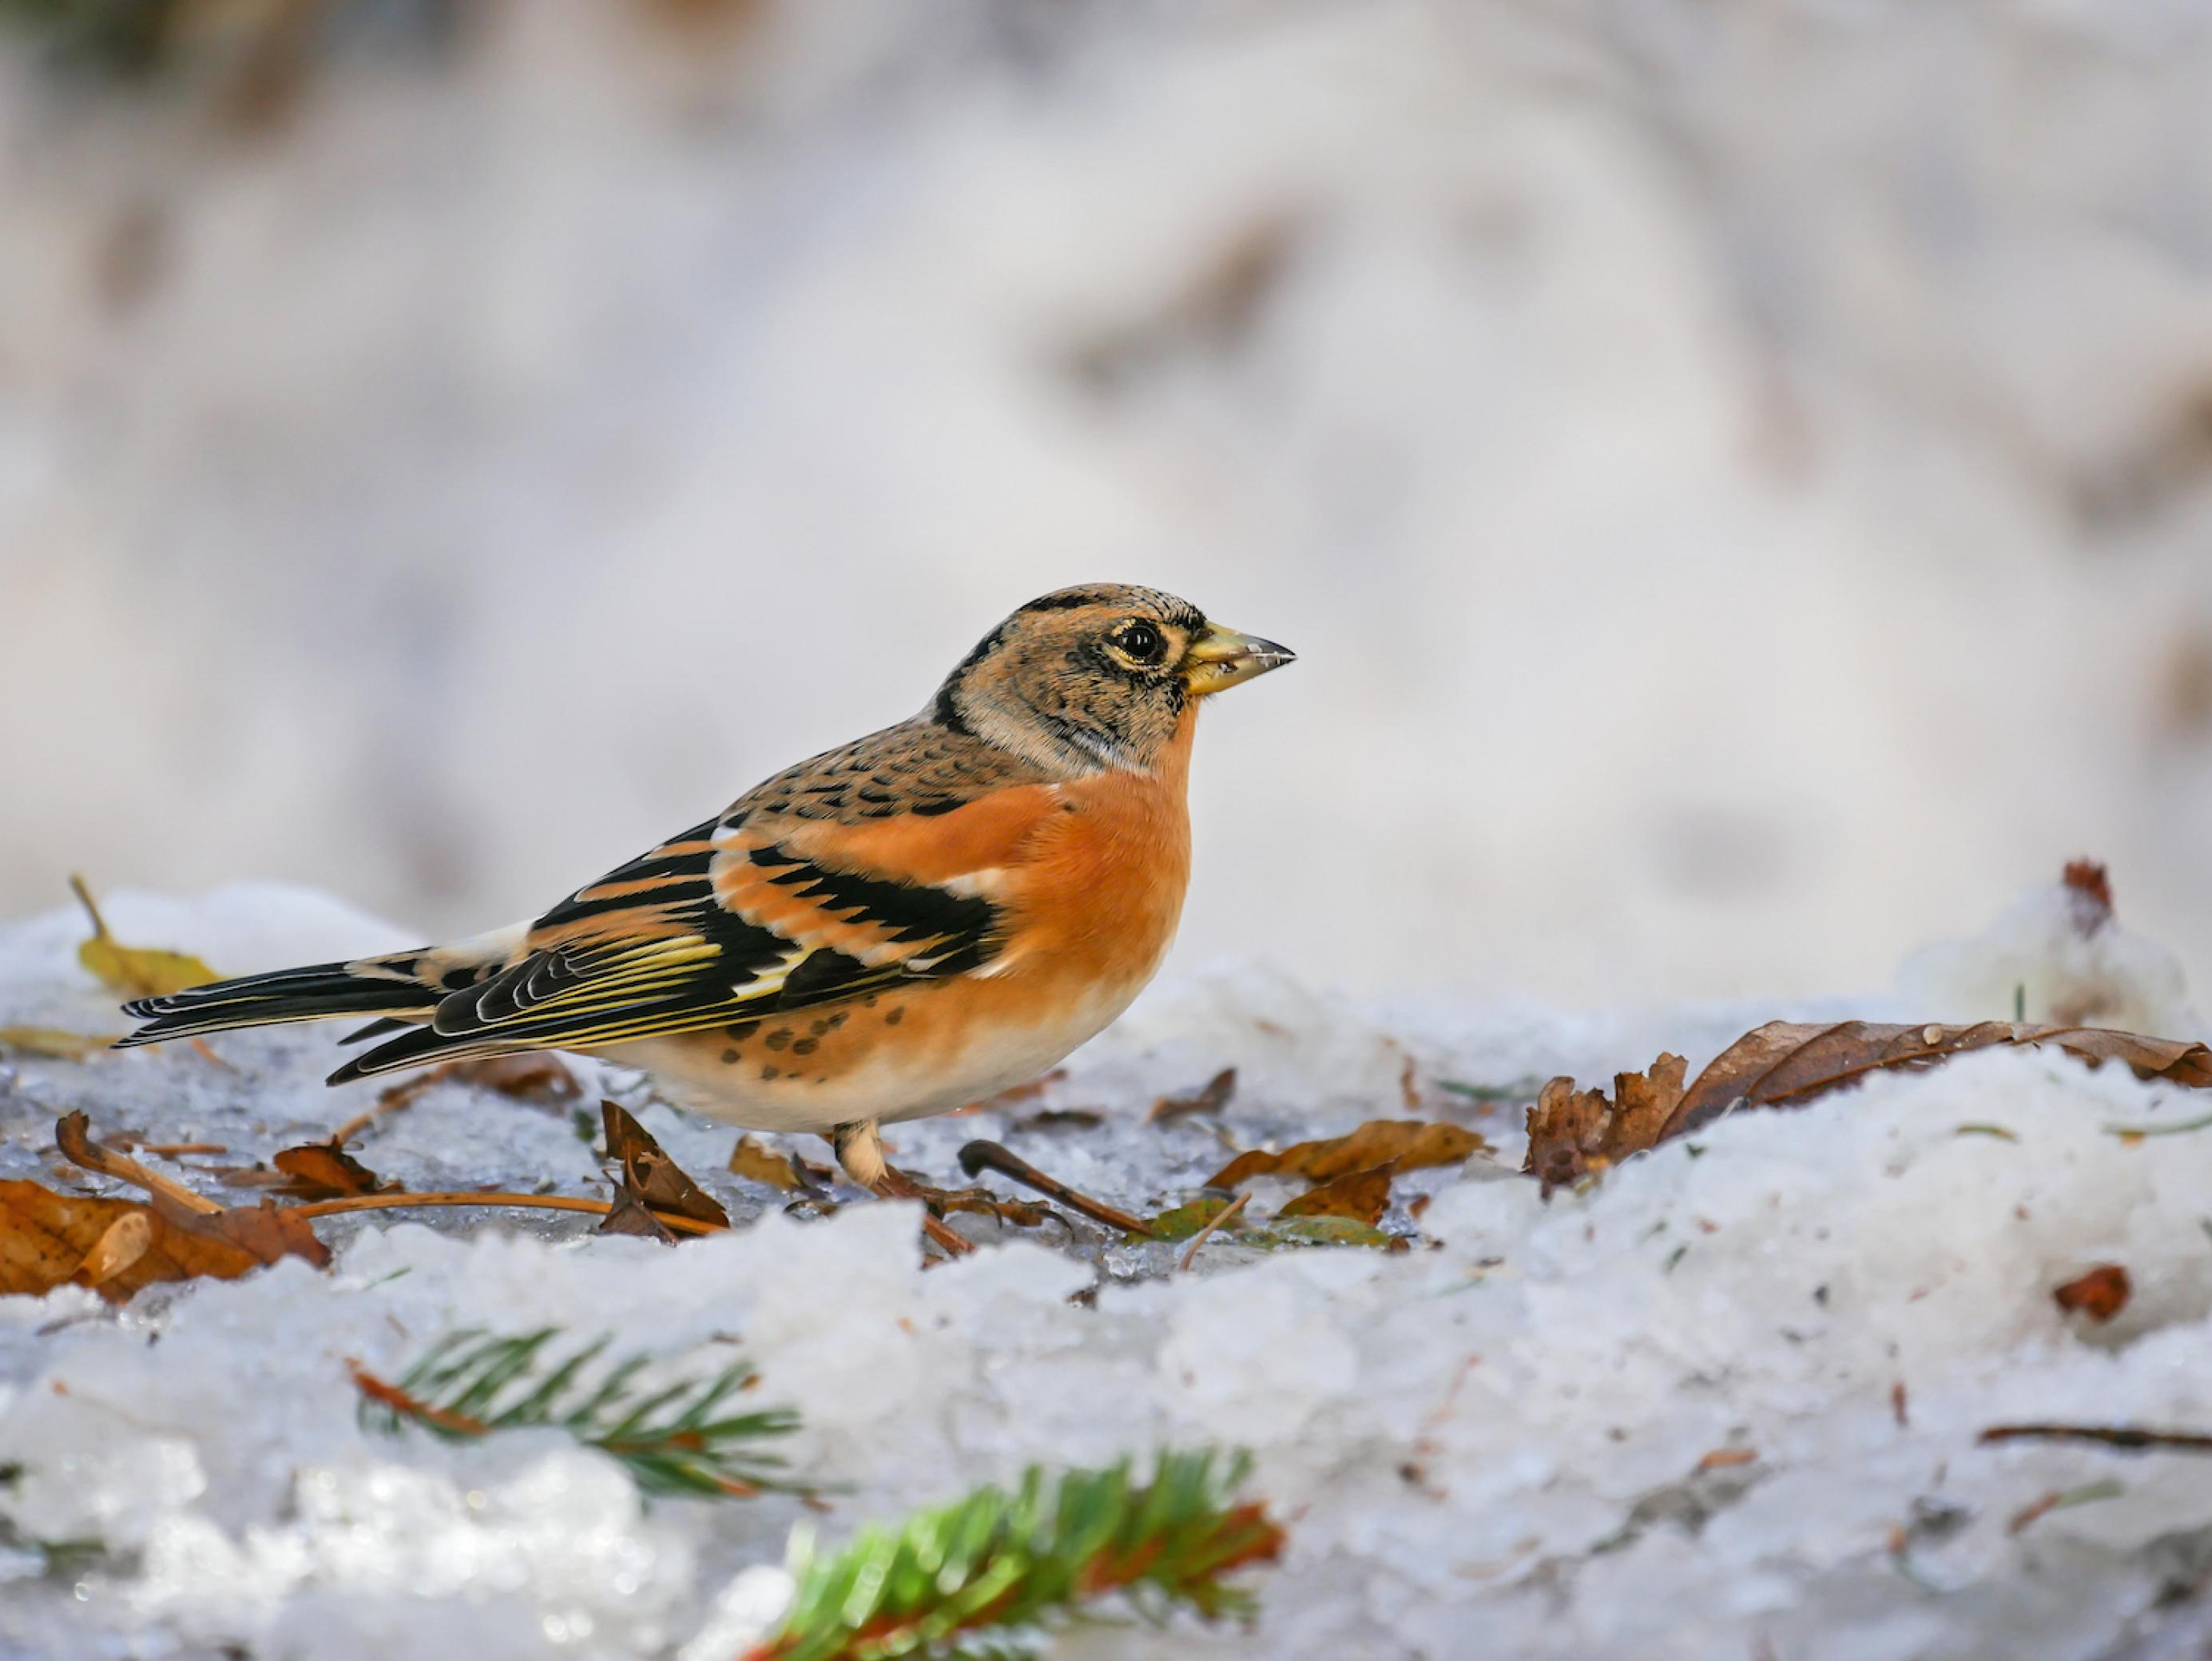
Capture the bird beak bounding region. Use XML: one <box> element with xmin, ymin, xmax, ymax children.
<box><xmin>1184</xmin><ymin>622</ymin><xmax>1297</xmax><ymax>696</ymax></box>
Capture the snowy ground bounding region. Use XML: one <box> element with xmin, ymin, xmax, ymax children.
<box><xmin>6</xmin><ymin>884</ymin><xmax>2212</xmax><ymax>1659</ymax></box>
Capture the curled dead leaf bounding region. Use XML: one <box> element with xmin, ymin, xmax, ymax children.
<box><xmin>1522</xmin><ymin>1055</ymin><xmax>1687</xmax><ymax>1195</ymax></box>
<box><xmin>1665</xmin><ymin>1022</ymin><xmax>2212</xmax><ymax>1138</ymax></box>
<box><xmin>0</xmin><ymin>1179</ymin><xmax>325</xmax><ymax>1302</ymax></box>
<box><xmin>268</xmin><ymin>1138</ymin><xmax>395</xmax><ymax>1200</ymax></box>
<box><xmin>1524</xmin><ymin>1022</ymin><xmax>2212</xmax><ymax>1193</ymax></box>
<box><xmin>601</xmin><ymin>1101</ymin><xmax>728</xmax><ymax>1236</ymax></box>
<box><xmin>1150</xmin><ymin>1067</ymin><xmax>1238</xmax><ymax>1125</ymax></box>
<box><xmin>2054</xmin><ymin>1264</ymin><xmax>2131</xmax><ymax>1323</ymax></box>
<box><xmin>1207</xmin><ymin>1120</ymin><xmax>1489</xmax><ymax>1190</ymax></box>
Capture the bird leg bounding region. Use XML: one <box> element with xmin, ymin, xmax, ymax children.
<box><xmin>832</xmin><ymin>1119</ymin><xmax>973</xmax><ymax>1258</ymax></box>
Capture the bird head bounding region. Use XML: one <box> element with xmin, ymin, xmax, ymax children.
<box><xmin>933</xmin><ymin>583</ymin><xmax>1295</xmax><ymax>774</ymax></box>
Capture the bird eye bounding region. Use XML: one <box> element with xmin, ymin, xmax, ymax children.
<box><xmin>1112</xmin><ymin>621</ymin><xmax>1166</xmax><ymax>666</ymax></box>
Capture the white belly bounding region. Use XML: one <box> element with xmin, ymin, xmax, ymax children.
<box><xmin>605</xmin><ymin>981</ymin><xmax>1141</xmax><ymax>1137</ymax></box>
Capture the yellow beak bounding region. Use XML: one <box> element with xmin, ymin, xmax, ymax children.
<box><xmin>1184</xmin><ymin>622</ymin><xmax>1297</xmax><ymax>697</ymax></box>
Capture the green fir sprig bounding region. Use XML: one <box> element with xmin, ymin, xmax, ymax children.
<box><xmin>351</xmin><ymin>1326</ymin><xmax>804</xmax><ymax>1500</ymax></box>
<box><xmin>746</xmin><ymin>1448</ymin><xmax>1284</xmax><ymax>1661</ymax></box>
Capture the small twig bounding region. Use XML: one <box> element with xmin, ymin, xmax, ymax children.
<box><xmin>1980</xmin><ymin>1424</ymin><xmax>2212</xmax><ymax>1453</ymax></box>
<box><xmin>284</xmin><ymin>1190</ymin><xmax>725</xmax><ymax>1236</ymax></box>
<box><xmin>55</xmin><ymin>1111</ymin><xmax>224</xmax><ymax>1214</ymax></box>
<box><xmin>1177</xmin><ymin>1191</ymin><xmax>1250</xmax><ymax>1272</ymax></box>
<box><xmin>956</xmin><ymin>1140</ymin><xmax>1154</xmax><ymax>1236</ymax></box>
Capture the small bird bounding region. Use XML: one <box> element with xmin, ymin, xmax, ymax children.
<box><xmin>119</xmin><ymin>584</ymin><xmax>1293</xmax><ymax>1235</ymax></box>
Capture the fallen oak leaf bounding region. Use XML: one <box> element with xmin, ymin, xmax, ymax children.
<box><xmin>1150</xmin><ymin>1067</ymin><xmax>1238</xmax><ymax>1125</ymax></box>
<box><xmin>1523</xmin><ymin>1056</ymin><xmax>1687</xmax><ymax>1195</ymax></box>
<box><xmin>601</xmin><ymin>1101</ymin><xmax>729</xmax><ymax>1235</ymax></box>
<box><xmin>1275</xmin><ymin>1163</ymin><xmax>1395</xmax><ymax>1226</ymax></box>
<box><xmin>0</xmin><ymin>1027</ymin><xmax>123</xmax><ymax>1061</ymax></box>
<box><xmin>270</xmin><ymin>1138</ymin><xmax>396</xmax><ymax>1200</ymax></box>
<box><xmin>1208</xmin><ymin>1120</ymin><xmax>1490</xmax><ymax>1190</ymax></box>
<box><xmin>0</xmin><ymin>1180</ymin><xmax>325</xmax><ymax>1302</ymax></box>
<box><xmin>68</xmin><ymin>874</ymin><xmax>217</xmax><ymax>999</ymax></box>
<box><xmin>149</xmin><ymin>1191</ymin><xmax>329</xmax><ymax>1272</ymax></box>
<box><xmin>1664</xmin><ymin>1021</ymin><xmax>2212</xmax><ymax>1138</ymax></box>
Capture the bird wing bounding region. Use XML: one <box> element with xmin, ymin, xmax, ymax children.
<box><xmin>328</xmin><ymin>790</ymin><xmax>1057</xmax><ymax>1082</ymax></box>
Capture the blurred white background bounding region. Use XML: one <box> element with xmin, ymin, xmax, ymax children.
<box><xmin>4</xmin><ymin>0</ymin><xmax>2212</xmax><ymax>1009</ymax></box>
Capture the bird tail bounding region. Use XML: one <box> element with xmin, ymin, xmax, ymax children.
<box><xmin>115</xmin><ymin>949</ymin><xmax>451</xmax><ymax>1050</ymax></box>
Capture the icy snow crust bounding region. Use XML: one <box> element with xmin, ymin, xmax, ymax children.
<box><xmin>6</xmin><ymin>889</ymin><xmax>2212</xmax><ymax>1659</ymax></box>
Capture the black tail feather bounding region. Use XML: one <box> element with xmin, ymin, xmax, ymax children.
<box><xmin>116</xmin><ymin>960</ymin><xmax>435</xmax><ymax>1048</ymax></box>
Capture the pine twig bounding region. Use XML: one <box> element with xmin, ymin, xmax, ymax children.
<box><xmin>747</xmin><ymin>1448</ymin><xmax>1284</xmax><ymax>1661</ymax></box>
<box><xmin>352</xmin><ymin>1327</ymin><xmax>806</xmax><ymax>1500</ymax></box>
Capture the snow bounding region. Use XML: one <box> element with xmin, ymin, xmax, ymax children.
<box><xmin>7</xmin><ymin>882</ymin><xmax>2212</xmax><ymax>1659</ymax></box>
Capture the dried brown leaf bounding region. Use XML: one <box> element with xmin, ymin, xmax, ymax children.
<box><xmin>1207</xmin><ymin>1120</ymin><xmax>1489</xmax><ymax>1190</ymax></box>
<box><xmin>1521</xmin><ymin>1055</ymin><xmax>1689</xmax><ymax>1194</ymax></box>
<box><xmin>0</xmin><ymin>1179</ymin><xmax>324</xmax><ymax>1302</ymax></box>
<box><xmin>73</xmin><ymin>1210</ymin><xmax>154</xmax><ymax>1289</ymax></box>
<box><xmin>1150</xmin><ymin>1067</ymin><xmax>1238</xmax><ymax>1125</ymax></box>
<box><xmin>1664</xmin><ymin>1022</ymin><xmax>2212</xmax><ymax>1138</ymax></box>
<box><xmin>151</xmin><ymin>1192</ymin><xmax>330</xmax><ymax>1270</ymax></box>
<box><xmin>601</xmin><ymin>1101</ymin><xmax>729</xmax><ymax>1232</ymax></box>
<box><xmin>268</xmin><ymin>1138</ymin><xmax>395</xmax><ymax>1200</ymax></box>
<box><xmin>2055</xmin><ymin>1264</ymin><xmax>2131</xmax><ymax>1323</ymax></box>
<box><xmin>1275</xmin><ymin>1164</ymin><xmax>1395</xmax><ymax>1226</ymax></box>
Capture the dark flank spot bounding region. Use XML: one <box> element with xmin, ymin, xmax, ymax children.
<box><xmin>792</xmin><ymin>1038</ymin><xmax>818</xmax><ymax>1056</ymax></box>
<box><xmin>764</xmin><ymin>1029</ymin><xmax>792</xmax><ymax>1051</ymax></box>
<box><xmin>861</xmin><ymin>994</ymin><xmax>880</xmax><ymax>1007</ymax></box>
<box><xmin>725</xmin><ymin>1019</ymin><xmax>759</xmax><ymax>1041</ymax></box>
<box><xmin>885</xmin><ymin>1006</ymin><xmax>905</xmax><ymax>1026</ymax></box>
<box><xmin>809</xmin><ymin>1018</ymin><xmax>830</xmax><ymax>1035</ymax></box>
<box><xmin>825</xmin><ymin>1011</ymin><xmax>848</xmax><ymax>1029</ymax></box>
<box><xmin>760</xmin><ymin>1066</ymin><xmax>780</xmax><ymax>1082</ymax></box>
<box><xmin>721</xmin><ymin>1048</ymin><xmax>741</xmax><ymax>1064</ymax></box>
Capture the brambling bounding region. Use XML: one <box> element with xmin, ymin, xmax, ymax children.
<box><xmin>118</xmin><ymin>584</ymin><xmax>1294</xmax><ymax>1230</ymax></box>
